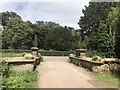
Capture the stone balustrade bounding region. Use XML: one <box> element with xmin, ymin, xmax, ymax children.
<box><xmin>69</xmin><ymin>55</ymin><xmax>120</xmax><ymax>76</ymax></box>
<box><xmin>69</xmin><ymin>56</ymin><xmax>103</xmax><ymax>70</ymax></box>
<box><xmin>1</xmin><ymin>55</ymin><xmax>42</xmax><ymax>72</ymax></box>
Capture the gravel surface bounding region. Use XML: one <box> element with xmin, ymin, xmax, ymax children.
<box><xmin>37</xmin><ymin>56</ymin><xmax>95</xmax><ymax>88</ymax></box>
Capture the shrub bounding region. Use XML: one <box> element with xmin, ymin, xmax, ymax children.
<box><xmin>86</xmin><ymin>50</ymin><xmax>105</xmax><ymax>58</ymax></box>
<box><xmin>7</xmin><ymin>71</ymin><xmax>38</xmax><ymax>88</ymax></box>
<box><xmin>1</xmin><ymin>70</ymin><xmax>38</xmax><ymax>89</ymax></box>
<box><xmin>2</xmin><ymin>49</ymin><xmax>75</xmax><ymax>57</ymax></box>
<box><xmin>1</xmin><ymin>61</ymin><xmax>10</xmax><ymax>77</ymax></box>
<box><xmin>39</xmin><ymin>50</ymin><xmax>75</xmax><ymax>56</ymax></box>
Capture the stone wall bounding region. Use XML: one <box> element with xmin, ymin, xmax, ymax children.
<box><xmin>2</xmin><ymin>55</ymin><xmax>42</xmax><ymax>72</ymax></box>
<box><xmin>69</xmin><ymin>56</ymin><xmax>120</xmax><ymax>76</ymax></box>
<box><xmin>69</xmin><ymin>56</ymin><xmax>103</xmax><ymax>71</ymax></box>
<box><xmin>10</xmin><ymin>63</ymin><xmax>34</xmax><ymax>72</ymax></box>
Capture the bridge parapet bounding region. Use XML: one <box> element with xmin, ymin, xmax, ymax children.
<box><xmin>69</xmin><ymin>55</ymin><xmax>120</xmax><ymax>76</ymax></box>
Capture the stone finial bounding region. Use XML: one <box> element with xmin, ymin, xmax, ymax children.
<box><xmin>31</xmin><ymin>47</ymin><xmax>39</xmax><ymax>56</ymax></box>
<box><xmin>76</xmin><ymin>49</ymin><xmax>87</xmax><ymax>58</ymax></box>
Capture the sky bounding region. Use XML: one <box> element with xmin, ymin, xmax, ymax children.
<box><xmin>0</xmin><ymin>0</ymin><xmax>91</xmax><ymax>29</ymax></box>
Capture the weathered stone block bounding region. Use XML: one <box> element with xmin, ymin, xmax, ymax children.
<box><xmin>10</xmin><ymin>64</ymin><xmax>34</xmax><ymax>72</ymax></box>
<box><xmin>24</xmin><ymin>54</ymin><xmax>33</xmax><ymax>59</ymax></box>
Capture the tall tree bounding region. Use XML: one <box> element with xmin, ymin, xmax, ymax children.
<box><xmin>2</xmin><ymin>11</ymin><xmax>21</xmax><ymax>26</ymax></box>
<box><xmin>78</xmin><ymin>2</ymin><xmax>117</xmax><ymax>50</ymax></box>
<box><xmin>114</xmin><ymin>2</ymin><xmax>120</xmax><ymax>58</ymax></box>
<box><xmin>78</xmin><ymin>2</ymin><xmax>117</xmax><ymax>44</ymax></box>
<box><xmin>2</xmin><ymin>17</ymin><xmax>33</xmax><ymax>49</ymax></box>
<box><xmin>2</xmin><ymin>11</ymin><xmax>81</xmax><ymax>50</ymax></box>
<box><xmin>44</xmin><ymin>26</ymin><xmax>80</xmax><ymax>51</ymax></box>
<box><xmin>96</xmin><ymin>21</ymin><xmax>114</xmax><ymax>57</ymax></box>
<box><xmin>34</xmin><ymin>21</ymin><xmax>61</xmax><ymax>49</ymax></box>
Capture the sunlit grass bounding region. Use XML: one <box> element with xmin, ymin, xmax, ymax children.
<box><xmin>79</xmin><ymin>65</ymin><xmax>119</xmax><ymax>87</ymax></box>
<box><xmin>91</xmin><ymin>72</ymin><xmax>120</xmax><ymax>87</ymax></box>
<box><xmin>0</xmin><ymin>52</ymin><xmax>24</xmax><ymax>57</ymax></box>
<box><xmin>2</xmin><ymin>70</ymin><xmax>38</xmax><ymax>88</ymax></box>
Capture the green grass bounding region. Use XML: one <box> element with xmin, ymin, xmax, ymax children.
<box><xmin>78</xmin><ymin>65</ymin><xmax>119</xmax><ymax>87</ymax></box>
<box><xmin>2</xmin><ymin>70</ymin><xmax>38</xmax><ymax>88</ymax></box>
<box><xmin>1</xmin><ymin>52</ymin><xmax>23</xmax><ymax>57</ymax></box>
<box><xmin>1</xmin><ymin>49</ymin><xmax>75</xmax><ymax>57</ymax></box>
<box><xmin>91</xmin><ymin>72</ymin><xmax>120</xmax><ymax>87</ymax></box>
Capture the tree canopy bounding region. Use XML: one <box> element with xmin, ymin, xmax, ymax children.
<box><xmin>78</xmin><ymin>2</ymin><xmax>120</xmax><ymax>58</ymax></box>
<box><xmin>2</xmin><ymin>11</ymin><xmax>80</xmax><ymax>51</ymax></box>
<box><xmin>1</xmin><ymin>1</ymin><xmax>120</xmax><ymax>58</ymax></box>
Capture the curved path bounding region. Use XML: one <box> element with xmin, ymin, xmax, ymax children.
<box><xmin>37</xmin><ymin>56</ymin><xmax>95</xmax><ymax>88</ymax></box>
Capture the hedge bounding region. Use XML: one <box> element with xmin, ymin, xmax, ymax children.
<box><xmin>1</xmin><ymin>49</ymin><xmax>75</xmax><ymax>56</ymax></box>
<box><xmin>39</xmin><ymin>50</ymin><xmax>74</xmax><ymax>56</ymax></box>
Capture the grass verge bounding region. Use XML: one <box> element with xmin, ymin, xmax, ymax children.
<box><xmin>0</xmin><ymin>52</ymin><xmax>24</xmax><ymax>57</ymax></box>
<box><xmin>90</xmin><ymin>72</ymin><xmax>120</xmax><ymax>87</ymax></box>
<box><xmin>70</xmin><ymin>59</ymin><xmax>119</xmax><ymax>87</ymax></box>
<box><xmin>2</xmin><ymin>70</ymin><xmax>38</xmax><ymax>88</ymax></box>
<box><xmin>82</xmin><ymin>66</ymin><xmax>120</xmax><ymax>87</ymax></box>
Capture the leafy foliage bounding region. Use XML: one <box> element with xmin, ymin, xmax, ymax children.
<box><xmin>1</xmin><ymin>61</ymin><xmax>10</xmax><ymax>77</ymax></box>
<box><xmin>6</xmin><ymin>71</ymin><xmax>38</xmax><ymax>88</ymax></box>
<box><xmin>44</xmin><ymin>26</ymin><xmax>80</xmax><ymax>50</ymax></box>
<box><xmin>78</xmin><ymin>2</ymin><xmax>120</xmax><ymax>58</ymax></box>
<box><xmin>2</xmin><ymin>17</ymin><xmax>33</xmax><ymax>49</ymax></box>
<box><xmin>2</xmin><ymin>11</ymin><xmax>80</xmax><ymax>51</ymax></box>
<box><xmin>96</xmin><ymin>21</ymin><xmax>115</xmax><ymax>57</ymax></box>
<box><xmin>1</xmin><ymin>70</ymin><xmax>38</xmax><ymax>89</ymax></box>
<box><xmin>1</xmin><ymin>49</ymin><xmax>75</xmax><ymax>57</ymax></box>
<box><xmin>78</xmin><ymin>2</ymin><xmax>117</xmax><ymax>40</ymax></box>
<box><xmin>2</xmin><ymin>11</ymin><xmax>21</xmax><ymax>26</ymax></box>
<box><xmin>0</xmin><ymin>61</ymin><xmax>38</xmax><ymax>89</ymax></box>
<box><xmin>114</xmin><ymin>3</ymin><xmax>120</xmax><ymax>58</ymax></box>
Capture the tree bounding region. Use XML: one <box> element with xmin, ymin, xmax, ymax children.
<box><xmin>2</xmin><ymin>11</ymin><xmax>80</xmax><ymax>50</ymax></box>
<box><xmin>106</xmin><ymin>7</ymin><xmax>119</xmax><ymax>57</ymax></box>
<box><xmin>33</xmin><ymin>21</ymin><xmax>60</xmax><ymax>49</ymax></box>
<box><xmin>115</xmin><ymin>17</ymin><xmax>120</xmax><ymax>58</ymax></box>
<box><xmin>96</xmin><ymin>21</ymin><xmax>114</xmax><ymax>57</ymax></box>
<box><xmin>78</xmin><ymin>2</ymin><xmax>117</xmax><ymax>50</ymax></box>
<box><xmin>2</xmin><ymin>17</ymin><xmax>33</xmax><ymax>49</ymax></box>
<box><xmin>114</xmin><ymin>3</ymin><xmax>120</xmax><ymax>58</ymax></box>
<box><xmin>2</xmin><ymin>11</ymin><xmax>21</xmax><ymax>26</ymax></box>
<box><xmin>78</xmin><ymin>2</ymin><xmax>120</xmax><ymax>57</ymax></box>
<box><xmin>44</xmin><ymin>26</ymin><xmax>80</xmax><ymax>51</ymax></box>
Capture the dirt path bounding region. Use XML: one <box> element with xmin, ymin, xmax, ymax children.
<box><xmin>37</xmin><ymin>56</ymin><xmax>95</xmax><ymax>88</ymax></box>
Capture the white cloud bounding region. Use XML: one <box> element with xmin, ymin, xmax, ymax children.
<box><xmin>0</xmin><ymin>0</ymin><xmax>90</xmax><ymax>29</ymax></box>
<box><xmin>0</xmin><ymin>0</ymin><xmax>90</xmax><ymax>2</ymax></box>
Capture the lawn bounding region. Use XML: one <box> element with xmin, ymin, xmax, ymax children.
<box><xmin>0</xmin><ymin>52</ymin><xmax>24</xmax><ymax>57</ymax></box>
<box><xmin>91</xmin><ymin>72</ymin><xmax>119</xmax><ymax>87</ymax></box>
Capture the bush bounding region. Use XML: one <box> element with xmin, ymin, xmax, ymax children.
<box><xmin>86</xmin><ymin>50</ymin><xmax>105</xmax><ymax>58</ymax></box>
<box><xmin>0</xmin><ymin>61</ymin><xmax>38</xmax><ymax>89</ymax></box>
<box><xmin>7</xmin><ymin>71</ymin><xmax>38</xmax><ymax>88</ymax></box>
<box><xmin>1</xmin><ymin>70</ymin><xmax>38</xmax><ymax>89</ymax></box>
<box><xmin>1</xmin><ymin>61</ymin><xmax>10</xmax><ymax>77</ymax></box>
<box><xmin>1</xmin><ymin>49</ymin><xmax>31</xmax><ymax>53</ymax></box>
<box><xmin>39</xmin><ymin>50</ymin><xmax>75</xmax><ymax>56</ymax></box>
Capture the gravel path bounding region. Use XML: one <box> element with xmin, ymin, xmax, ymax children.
<box><xmin>37</xmin><ymin>56</ymin><xmax>95</xmax><ymax>88</ymax></box>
